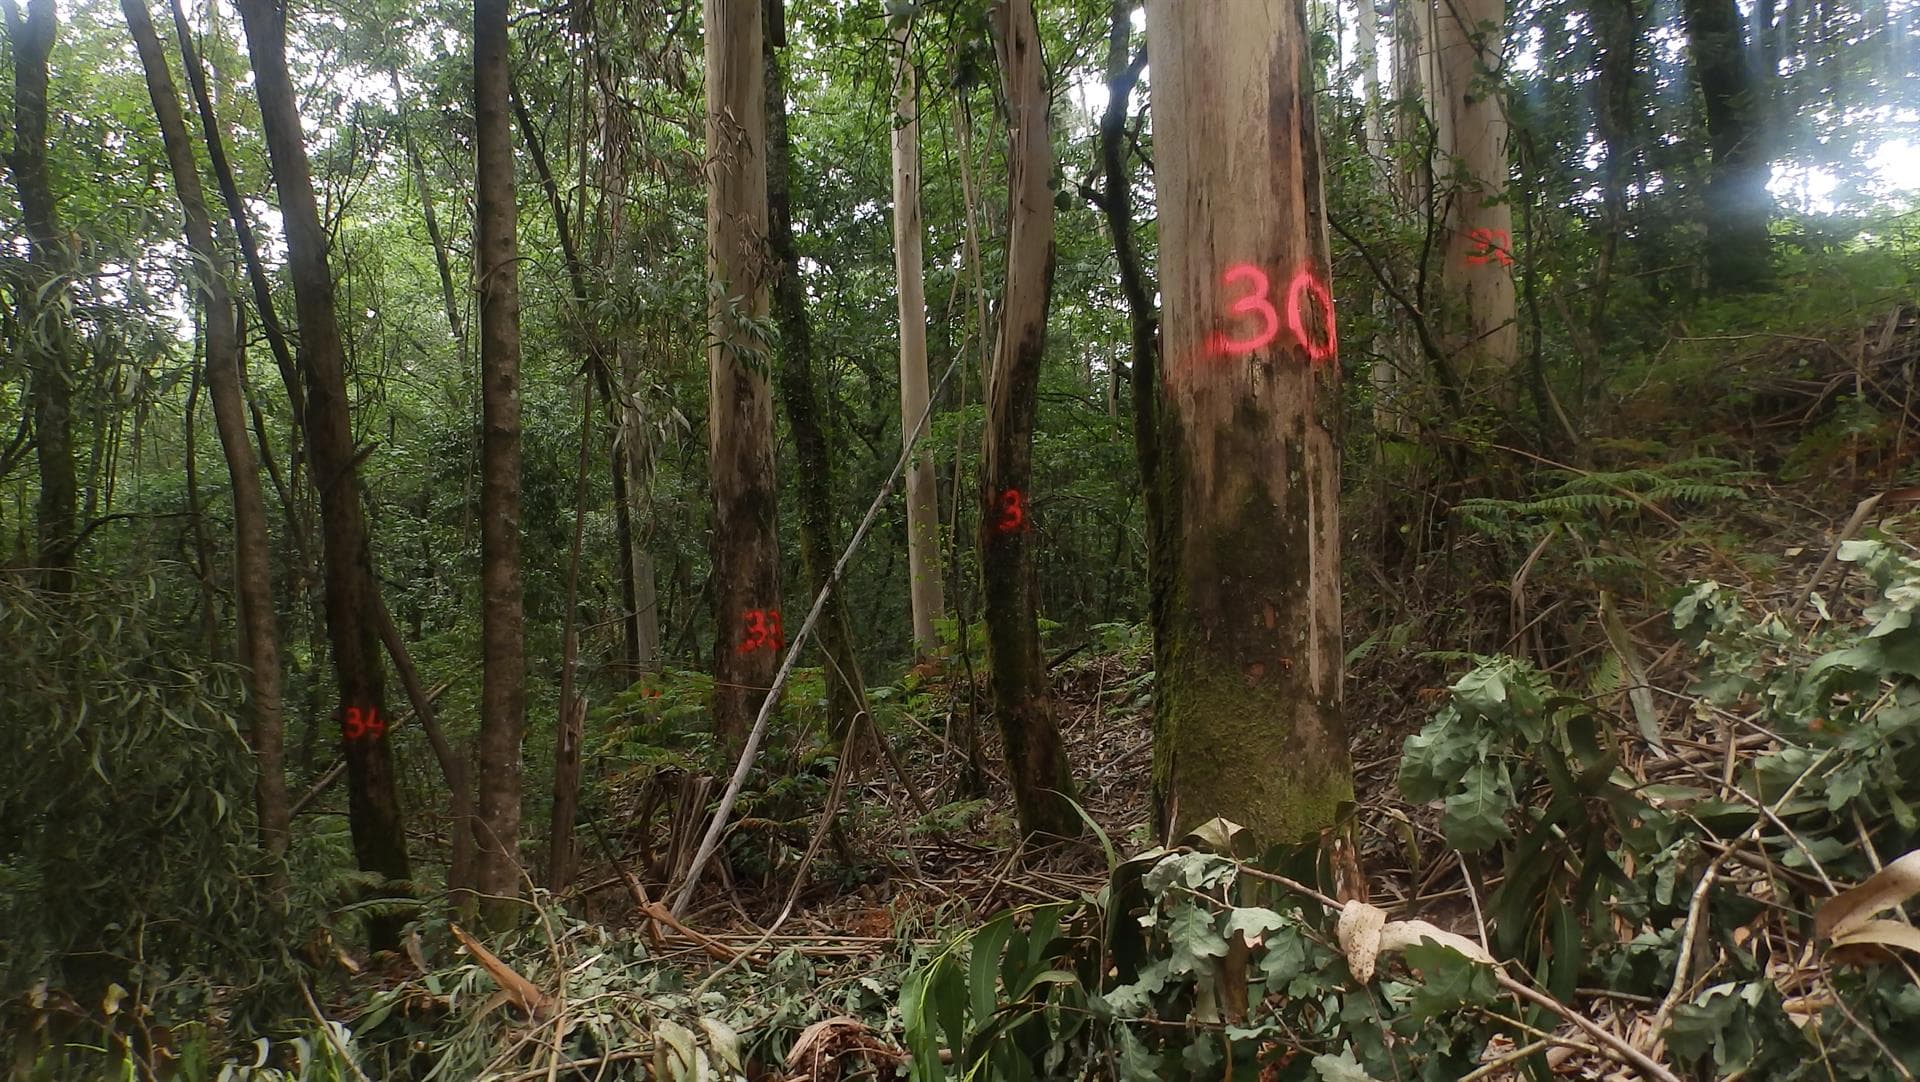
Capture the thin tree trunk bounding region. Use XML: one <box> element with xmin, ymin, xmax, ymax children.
<box><xmin>764</xmin><ymin>0</ymin><xmax>868</xmax><ymax>748</ymax></box>
<box><xmin>392</xmin><ymin>69</ymin><xmax>468</xmax><ymax>378</ymax></box>
<box><xmin>233</xmin><ymin>0</ymin><xmax>412</xmax><ymax>944</ymax></box>
<box><xmin>1144</xmin><ymin>0</ymin><xmax>1353</xmax><ymax>844</ymax></box>
<box><xmin>1412</xmin><ymin>0</ymin><xmax>1518</xmax><ymax>383</ymax></box>
<box><xmin>125</xmin><ymin>0</ymin><xmax>290</xmax><ymax>865</ymax></box>
<box><xmin>167</xmin><ymin>0</ymin><xmax>302</xmax><ymax>422</ymax></box>
<box><xmin>889</xmin><ymin>22</ymin><xmax>947</xmax><ymax>658</ymax></box>
<box><xmin>705</xmin><ymin>0</ymin><xmax>780</xmax><ymax>758</ymax></box>
<box><xmin>1589</xmin><ymin>0</ymin><xmax>1640</xmax><ymax>336</ymax></box>
<box><xmin>981</xmin><ymin>0</ymin><xmax>1079</xmax><ymax>842</ymax></box>
<box><xmin>4</xmin><ymin>0</ymin><xmax>76</xmax><ymax>594</ymax></box>
<box><xmin>548</xmin><ymin>386</ymin><xmax>591</xmax><ymax>893</ymax></box>
<box><xmin>473</xmin><ymin>0</ymin><xmax>528</xmax><ymax>924</ymax></box>
<box><xmin>1682</xmin><ymin>0</ymin><xmax>1772</xmax><ymax>291</ymax></box>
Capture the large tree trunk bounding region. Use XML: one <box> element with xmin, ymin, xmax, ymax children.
<box><xmin>124</xmin><ymin>0</ymin><xmax>289</xmax><ymax>864</ymax></box>
<box><xmin>4</xmin><ymin>0</ymin><xmax>76</xmax><ymax>594</ymax></box>
<box><xmin>764</xmin><ymin>5</ymin><xmax>868</xmax><ymax>746</ymax></box>
<box><xmin>981</xmin><ymin>0</ymin><xmax>1079</xmax><ymax>842</ymax></box>
<box><xmin>472</xmin><ymin>0</ymin><xmax>527</xmax><ymax>923</ymax></box>
<box><xmin>704</xmin><ymin>0</ymin><xmax>780</xmax><ymax>757</ymax></box>
<box><xmin>1412</xmin><ymin>0</ymin><xmax>1518</xmax><ymax>383</ymax></box>
<box><xmin>1682</xmin><ymin>0</ymin><xmax>1772</xmax><ymax>292</ymax></box>
<box><xmin>889</xmin><ymin>23</ymin><xmax>947</xmax><ymax>659</ymax></box>
<box><xmin>1588</xmin><ymin>0</ymin><xmax>1642</xmax><ymax>335</ymax></box>
<box><xmin>233</xmin><ymin>0</ymin><xmax>412</xmax><ymax>941</ymax></box>
<box><xmin>1144</xmin><ymin>0</ymin><xmax>1353</xmax><ymax>845</ymax></box>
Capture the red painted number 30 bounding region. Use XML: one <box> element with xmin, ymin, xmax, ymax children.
<box><xmin>739</xmin><ymin>609</ymin><xmax>784</xmax><ymax>654</ymax></box>
<box><xmin>1207</xmin><ymin>262</ymin><xmax>1336</xmax><ymax>366</ymax></box>
<box><xmin>342</xmin><ymin>705</ymin><xmax>385</xmax><ymax>742</ymax></box>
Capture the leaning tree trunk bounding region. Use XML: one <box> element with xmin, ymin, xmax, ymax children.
<box><xmin>1143</xmin><ymin>0</ymin><xmax>1353</xmax><ymax>845</ymax></box>
<box><xmin>1412</xmin><ymin>0</ymin><xmax>1518</xmax><ymax>384</ymax></box>
<box><xmin>234</xmin><ymin>0</ymin><xmax>412</xmax><ymax>942</ymax></box>
<box><xmin>704</xmin><ymin>0</ymin><xmax>781</xmax><ymax>757</ymax></box>
<box><xmin>4</xmin><ymin>0</ymin><xmax>76</xmax><ymax>595</ymax></box>
<box><xmin>981</xmin><ymin>0</ymin><xmax>1079</xmax><ymax>842</ymax></box>
<box><xmin>889</xmin><ymin>22</ymin><xmax>947</xmax><ymax>659</ymax></box>
<box><xmin>1682</xmin><ymin>0</ymin><xmax>1772</xmax><ymax>292</ymax></box>
<box><xmin>764</xmin><ymin>5</ymin><xmax>869</xmax><ymax>746</ymax></box>
<box><xmin>471</xmin><ymin>0</ymin><xmax>527</xmax><ymax>925</ymax></box>
<box><xmin>124</xmin><ymin>0</ymin><xmax>289</xmax><ymax>865</ymax></box>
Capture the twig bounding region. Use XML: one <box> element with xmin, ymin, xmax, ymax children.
<box><xmin>1493</xmin><ymin>972</ymin><xmax>1682</xmax><ymax>1082</ymax></box>
<box><xmin>297</xmin><ymin>977</ymin><xmax>375</xmax><ymax>1082</ymax></box>
<box><xmin>1790</xmin><ymin>493</ymin><xmax>1883</xmax><ymax>619</ymax></box>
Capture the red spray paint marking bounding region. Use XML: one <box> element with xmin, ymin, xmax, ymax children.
<box><xmin>342</xmin><ymin>705</ymin><xmax>386</xmax><ymax>742</ymax></box>
<box><xmin>992</xmin><ymin>488</ymin><xmax>1028</xmax><ymax>534</ymax></box>
<box><xmin>1203</xmin><ymin>262</ymin><xmax>1337</xmax><ymax>366</ymax></box>
<box><xmin>737</xmin><ymin>609</ymin><xmax>784</xmax><ymax>653</ymax></box>
<box><xmin>1463</xmin><ymin>227</ymin><xmax>1514</xmax><ymax>267</ymax></box>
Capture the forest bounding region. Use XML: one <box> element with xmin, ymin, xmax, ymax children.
<box><xmin>3</xmin><ymin>0</ymin><xmax>1920</xmax><ymax>1076</ymax></box>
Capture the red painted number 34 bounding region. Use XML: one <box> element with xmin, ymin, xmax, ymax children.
<box><xmin>342</xmin><ymin>705</ymin><xmax>385</xmax><ymax>742</ymax></box>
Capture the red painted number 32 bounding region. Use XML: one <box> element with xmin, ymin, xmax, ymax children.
<box><xmin>739</xmin><ymin>609</ymin><xmax>784</xmax><ymax>653</ymax></box>
<box><xmin>342</xmin><ymin>705</ymin><xmax>385</xmax><ymax>742</ymax></box>
<box><xmin>1207</xmin><ymin>263</ymin><xmax>1336</xmax><ymax>366</ymax></box>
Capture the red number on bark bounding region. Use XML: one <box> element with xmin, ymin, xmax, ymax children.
<box><xmin>738</xmin><ymin>609</ymin><xmax>784</xmax><ymax>653</ymax></box>
<box><xmin>994</xmin><ymin>488</ymin><xmax>1027</xmax><ymax>534</ymax></box>
<box><xmin>1464</xmin><ymin>227</ymin><xmax>1513</xmax><ymax>267</ymax></box>
<box><xmin>1285</xmin><ymin>269</ymin><xmax>1337</xmax><ymax>366</ymax></box>
<box><xmin>342</xmin><ymin>705</ymin><xmax>385</xmax><ymax>741</ymax></box>
<box><xmin>1207</xmin><ymin>263</ymin><xmax>1282</xmax><ymax>355</ymax></box>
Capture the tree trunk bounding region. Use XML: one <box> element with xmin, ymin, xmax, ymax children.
<box><xmin>1682</xmin><ymin>0</ymin><xmax>1772</xmax><ymax>291</ymax></box>
<box><xmin>764</xmin><ymin>4</ymin><xmax>868</xmax><ymax>746</ymax></box>
<box><xmin>1588</xmin><ymin>0</ymin><xmax>1641</xmax><ymax>335</ymax></box>
<box><xmin>1412</xmin><ymin>0</ymin><xmax>1518</xmax><ymax>383</ymax></box>
<box><xmin>233</xmin><ymin>0</ymin><xmax>412</xmax><ymax>943</ymax></box>
<box><xmin>472</xmin><ymin>0</ymin><xmax>527</xmax><ymax>924</ymax></box>
<box><xmin>705</xmin><ymin>0</ymin><xmax>780</xmax><ymax>757</ymax></box>
<box><xmin>1144</xmin><ymin>0</ymin><xmax>1353</xmax><ymax>845</ymax></box>
<box><xmin>889</xmin><ymin>23</ymin><xmax>947</xmax><ymax>659</ymax></box>
<box><xmin>124</xmin><ymin>0</ymin><xmax>289</xmax><ymax>865</ymax></box>
<box><xmin>4</xmin><ymin>0</ymin><xmax>76</xmax><ymax>594</ymax></box>
<box><xmin>981</xmin><ymin>0</ymin><xmax>1079</xmax><ymax>842</ymax></box>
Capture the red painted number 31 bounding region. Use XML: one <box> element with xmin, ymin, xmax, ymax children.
<box><xmin>1207</xmin><ymin>262</ymin><xmax>1336</xmax><ymax>366</ymax></box>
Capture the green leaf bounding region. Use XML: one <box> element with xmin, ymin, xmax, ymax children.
<box><xmin>1441</xmin><ymin>761</ymin><xmax>1515</xmax><ymax>852</ymax></box>
<box><xmin>1311</xmin><ymin>1047</ymin><xmax>1383</xmax><ymax>1082</ymax></box>
<box><xmin>1166</xmin><ymin>902</ymin><xmax>1229</xmax><ymax>977</ymax></box>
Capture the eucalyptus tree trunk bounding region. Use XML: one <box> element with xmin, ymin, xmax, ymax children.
<box><xmin>1682</xmin><ymin>0</ymin><xmax>1773</xmax><ymax>291</ymax></box>
<box><xmin>889</xmin><ymin>22</ymin><xmax>947</xmax><ymax>659</ymax></box>
<box><xmin>1144</xmin><ymin>0</ymin><xmax>1353</xmax><ymax>844</ymax></box>
<box><xmin>3</xmin><ymin>0</ymin><xmax>76</xmax><ymax>594</ymax></box>
<box><xmin>705</xmin><ymin>0</ymin><xmax>780</xmax><ymax>756</ymax></box>
<box><xmin>1412</xmin><ymin>0</ymin><xmax>1518</xmax><ymax>384</ymax></box>
<box><xmin>764</xmin><ymin>5</ymin><xmax>868</xmax><ymax>745</ymax></box>
<box><xmin>124</xmin><ymin>0</ymin><xmax>289</xmax><ymax>864</ymax></box>
<box><xmin>472</xmin><ymin>0</ymin><xmax>528</xmax><ymax>923</ymax></box>
<box><xmin>234</xmin><ymin>0</ymin><xmax>412</xmax><ymax>940</ymax></box>
<box><xmin>981</xmin><ymin>0</ymin><xmax>1079</xmax><ymax>842</ymax></box>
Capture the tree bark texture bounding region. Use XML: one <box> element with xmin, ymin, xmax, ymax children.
<box><xmin>125</xmin><ymin>0</ymin><xmax>290</xmax><ymax>863</ymax></box>
<box><xmin>764</xmin><ymin>8</ymin><xmax>868</xmax><ymax>745</ymax></box>
<box><xmin>1682</xmin><ymin>0</ymin><xmax>1773</xmax><ymax>291</ymax></box>
<box><xmin>982</xmin><ymin>0</ymin><xmax>1079</xmax><ymax>842</ymax></box>
<box><xmin>473</xmin><ymin>0</ymin><xmax>528</xmax><ymax>922</ymax></box>
<box><xmin>1588</xmin><ymin>0</ymin><xmax>1641</xmax><ymax>334</ymax></box>
<box><xmin>234</xmin><ymin>0</ymin><xmax>413</xmax><ymax>934</ymax></box>
<box><xmin>705</xmin><ymin>0</ymin><xmax>780</xmax><ymax>757</ymax></box>
<box><xmin>1144</xmin><ymin>0</ymin><xmax>1354</xmax><ymax>845</ymax></box>
<box><xmin>4</xmin><ymin>0</ymin><xmax>76</xmax><ymax>594</ymax></box>
<box><xmin>889</xmin><ymin>24</ymin><xmax>947</xmax><ymax>659</ymax></box>
<box><xmin>1412</xmin><ymin>0</ymin><xmax>1518</xmax><ymax>382</ymax></box>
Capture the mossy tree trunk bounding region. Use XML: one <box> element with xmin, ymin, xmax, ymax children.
<box><xmin>472</xmin><ymin>0</ymin><xmax>528</xmax><ymax>925</ymax></box>
<box><xmin>981</xmin><ymin>0</ymin><xmax>1079</xmax><ymax>842</ymax></box>
<box><xmin>1144</xmin><ymin>0</ymin><xmax>1354</xmax><ymax>846</ymax></box>
<box><xmin>705</xmin><ymin>0</ymin><xmax>780</xmax><ymax>757</ymax></box>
